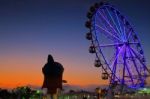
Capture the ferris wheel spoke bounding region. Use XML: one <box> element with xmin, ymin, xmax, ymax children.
<box><xmin>123</xmin><ymin>18</ymin><xmax>127</xmax><ymax>41</ymax></box>
<box><xmin>97</xmin><ymin>11</ymin><xmax>121</xmax><ymax>40</ymax></box>
<box><xmin>127</xmin><ymin>28</ymin><xmax>133</xmax><ymax>41</ymax></box>
<box><xmin>98</xmin><ymin>42</ymin><xmax>139</xmax><ymax>48</ymax></box>
<box><xmin>126</xmin><ymin>46</ymin><xmax>137</xmax><ymax>85</ymax></box>
<box><xmin>97</xmin><ymin>42</ymin><xmax>122</xmax><ymax>82</ymax></box>
<box><xmin>102</xmin><ymin>8</ymin><xmax>122</xmax><ymax>39</ymax></box>
<box><xmin>129</xmin><ymin>47</ymin><xmax>150</xmax><ymax>74</ymax></box>
<box><xmin>125</xmin><ymin>59</ymin><xmax>135</xmax><ymax>85</ymax></box>
<box><xmin>109</xmin><ymin>45</ymin><xmax>125</xmax><ymax>81</ymax></box>
<box><xmin>95</xmin><ymin>18</ymin><xmax>119</xmax><ymax>41</ymax></box>
<box><xmin>122</xmin><ymin>47</ymin><xmax>127</xmax><ymax>85</ymax></box>
<box><xmin>109</xmin><ymin>45</ymin><xmax>124</xmax><ymax>68</ymax></box>
<box><xmin>95</xmin><ymin>24</ymin><xmax>122</xmax><ymax>41</ymax></box>
<box><xmin>130</xmin><ymin>48</ymin><xmax>148</xmax><ymax>73</ymax></box>
<box><xmin>129</xmin><ymin>47</ymin><xmax>150</xmax><ymax>84</ymax></box>
<box><xmin>111</xmin><ymin>46</ymin><xmax>124</xmax><ymax>83</ymax></box>
<box><xmin>105</xmin><ymin>8</ymin><xmax>122</xmax><ymax>38</ymax></box>
<box><xmin>127</xmin><ymin>47</ymin><xmax>144</xmax><ymax>82</ymax></box>
<box><xmin>97</xmin><ymin>11</ymin><xmax>115</xmax><ymax>32</ymax></box>
<box><xmin>123</xmin><ymin>47</ymin><xmax>135</xmax><ymax>85</ymax></box>
<box><xmin>115</xmin><ymin>11</ymin><xmax>125</xmax><ymax>41</ymax></box>
<box><xmin>99</xmin><ymin>43</ymin><xmax>124</xmax><ymax>47</ymax></box>
<box><xmin>96</xmin><ymin>14</ymin><xmax>110</xmax><ymax>32</ymax></box>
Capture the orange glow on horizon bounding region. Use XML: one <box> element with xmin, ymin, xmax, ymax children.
<box><xmin>0</xmin><ymin>54</ymin><xmax>109</xmax><ymax>89</ymax></box>
<box><xmin>0</xmin><ymin>69</ymin><xmax>109</xmax><ymax>89</ymax></box>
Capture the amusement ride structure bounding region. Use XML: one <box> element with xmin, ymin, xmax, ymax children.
<box><xmin>85</xmin><ymin>1</ymin><xmax>150</xmax><ymax>92</ymax></box>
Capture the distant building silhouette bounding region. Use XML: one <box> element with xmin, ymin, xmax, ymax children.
<box><xmin>42</xmin><ymin>54</ymin><xmax>64</xmax><ymax>98</ymax></box>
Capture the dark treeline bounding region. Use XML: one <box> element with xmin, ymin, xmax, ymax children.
<box><xmin>0</xmin><ymin>86</ymin><xmax>42</xmax><ymax>99</ymax></box>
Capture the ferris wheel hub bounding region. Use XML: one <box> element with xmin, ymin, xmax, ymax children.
<box><xmin>124</xmin><ymin>42</ymin><xmax>129</xmax><ymax>46</ymax></box>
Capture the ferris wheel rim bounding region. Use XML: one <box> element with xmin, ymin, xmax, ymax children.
<box><xmin>86</xmin><ymin>2</ymin><xmax>149</xmax><ymax>88</ymax></box>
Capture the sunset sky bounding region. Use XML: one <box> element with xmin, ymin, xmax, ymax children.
<box><xmin>0</xmin><ymin>0</ymin><xmax>150</xmax><ymax>89</ymax></box>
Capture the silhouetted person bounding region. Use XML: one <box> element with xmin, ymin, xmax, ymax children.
<box><xmin>42</xmin><ymin>54</ymin><xmax>64</xmax><ymax>99</ymax></box>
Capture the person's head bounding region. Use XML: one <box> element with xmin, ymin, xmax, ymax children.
<box><xmin>47</xmin><ymin>54</ymin><xmax>54</xmax><ymax>63</ymax></box>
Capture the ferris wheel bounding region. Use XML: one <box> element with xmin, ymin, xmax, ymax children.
<box><xmin>85</xmin><ymin>2</ymin><xmax>150</xmax><ymax>88</ymax></box>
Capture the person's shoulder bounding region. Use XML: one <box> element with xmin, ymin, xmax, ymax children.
<box><xmin>55</xmin><ymin>62</ymin><xmax>62</xmax><ymax>66</ymax></box>
<box><xmin>55</xmin><ymin>62</ymin><xmax>64</xmax><ymax>68</ymax></box>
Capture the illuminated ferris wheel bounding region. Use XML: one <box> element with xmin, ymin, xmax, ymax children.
<box><xmin>85</xmin><ymin>2</ymin><xmax>150</xmax><ymax>88</ymax></box>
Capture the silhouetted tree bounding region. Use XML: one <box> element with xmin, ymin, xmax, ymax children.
<box><xmin>0</xmin><ymin>89</ymin><xmax>10</xmax><ymax>99</ymax></box>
